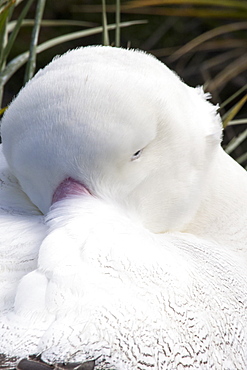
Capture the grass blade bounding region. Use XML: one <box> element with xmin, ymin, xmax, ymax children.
<box><xmin>24</xmin><ymin>0</ymin><xmax>46</xmax><ymax>83</ymax></box>
<box><xmin>220</xmin><ymin>84</ymin><xmax>247</xmax><ymax>110</ymax></box>
<box><xmin>169</xmin><ymin>22</ymin><xmax>247</xmax><ymax>62</ymax></box>
<box><xmin>123</xmin><ymin>0</ymin><xmax>247</xmax><ymax>9</ymax></box>
<box><xmin>102</xmin><ymin>0</ymin><xmax>109</xmax><ymax>45</ymax></box>
<box><xmin>115</xmin><ymin>0</ymin><xmax>120</xmax><ymax>47</ymax></box>
<box><xmin>0</xmin><ymin>20</ymin><xmax>146</xmax><ymax>87</ymax></box>
<box><xmin>222</xmin><ymin>95</ymin><xmax>247</xmax><ymax>128</ymax></box>
<box><xmin>236</xmin><ymin>151</ymin><xmax>247</xmax><ymax>165</ymax></box>
<box><xmin>227</xmin><ymin>119</ymin><xmax>247</xmax><ymax>125</ymax></box>
<box><xmin>0</xmin><ymin>105</ymin><xmax>7</xmax><ymax>115</ymax></box>
<box><xmin>3</xmin><ymin>0</ymin><xmax>35</xmax><ymax>63</ymax></box>
<box><xmin>0</xmin><ymin>0</ymin><xmax>16</xmax><ymax>107</ymax></box>
<box><xmin>206</xmin><ymin>55</ymin><xmax>247</xmax><ymax>93</ymax></box>
<box><xmin>7</xmin><ymin>19</ymin><xmax>96</xmax><ymax>33</ymax></box>
<box><xmin>0</xmin><ymin>1</ymin><xmax>15</xmax><ymax>35</ymax></box>
<box><xmin>225</xmin><ymin>128</ymin><xmax>247</xmax><ymax>155</ymax></box>
<box><xmin>76</xmin><ymin>2</ymin><xmax>247</xmax><ymax>18</ymax></box>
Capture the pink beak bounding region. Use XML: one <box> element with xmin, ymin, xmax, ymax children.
<box><xmin>52</xmin><ymin>177</ymin><xmax>91</xmax><ymax>205</ymax></box>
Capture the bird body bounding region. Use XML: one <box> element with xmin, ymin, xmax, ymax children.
<box><xmin>0</xmin><ymin>46</ymin><xmax>246</xmax><ymax>369</ymax></box>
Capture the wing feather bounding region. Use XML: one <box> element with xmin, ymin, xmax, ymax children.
<box><xmin>0</xmin><ymin>145</ymin><xmax>46</xmax><ymax>311</ymax></box>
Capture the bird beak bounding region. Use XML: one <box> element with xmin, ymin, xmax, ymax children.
<box><xmin>52</xmin><ymin>177</ymin><xmax>91</xmax><ymax>205</ymax></box>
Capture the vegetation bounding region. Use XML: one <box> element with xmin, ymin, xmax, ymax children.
<box><xmin>0</xmin><ymin>0</ymin><xmax>246</xmax><ymax>167</ymax></box>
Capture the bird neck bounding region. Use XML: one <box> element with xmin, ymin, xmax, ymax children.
<box><xmin>184</xmin><ymin>148</ymin><xmax>247</xmax><ymax>251</ymax></box>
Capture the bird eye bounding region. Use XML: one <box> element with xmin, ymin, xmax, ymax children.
<box><xmin>131</xmin><ymin>149</ymin><xmax>143</xmax><ymax>161</ymax></box>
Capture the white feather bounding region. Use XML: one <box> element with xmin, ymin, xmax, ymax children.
<box><xmin>0</xmin><ymin>46</ymin><xmax>246</xmax><ymax>369</ymax></box>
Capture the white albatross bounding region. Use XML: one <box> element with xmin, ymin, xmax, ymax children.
<box><xmin>0</xmin><ymin>46</ymin><xmax>247</xmax><ymax>370</ymax></box>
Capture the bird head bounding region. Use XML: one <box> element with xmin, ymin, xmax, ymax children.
<box><xmin>1</xmin><ymin>46</ymin><xmax>222</xmax><ymax>232</ymax></box>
